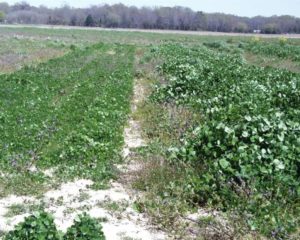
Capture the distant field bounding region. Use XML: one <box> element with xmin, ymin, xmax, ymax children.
<box><xmin>1</xmin><ymin>24</ymin><xmax>300</xmax><ymax>73</ymax></box>
<box><xmin>0</xmin><ymin>25</ymin><xmax>299</xmax><ymax>239</ymax></box>
<box><xmin>2</xmin><ymin>24</ymin><xmax>300</xmax><ymax>39</ymax></box>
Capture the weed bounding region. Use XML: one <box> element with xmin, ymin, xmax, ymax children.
<box><xmin>64</xmin><ymin>213</ymin><xmax>105</xmax><ymax>240</ymax></box>
<box><xmin>4</xmin><ymin>211</ymin><xmax>105</xmax><ymax>240</ymax></box>
<box><xmin>77</xmin><ymin>192</ymin><xmax>90</xmax><ymax>203</ymax></box>
<box><xmin>4</xmin><ymin>204</ymin><xmax>27</xmax><ymax>218</ymax></box>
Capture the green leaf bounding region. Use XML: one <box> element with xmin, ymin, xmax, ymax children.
<box><xmin>273</xmin><ymin>159</ymin><xmax>285</xmax><ymax>170</ymax></box>
<box><xmin>242</xmin><ymin>131</ymin><xmax>249</xmax><ymax>138</ymax></box>
<box><xmin>219</xmin><ymin>159</ymin><xmax>230</xmax><ymax>169</ymax></box>
<box><xmin>245</xmin><ymin>116</ymin><xmax>252</xmax><ymax>122</ymax></box>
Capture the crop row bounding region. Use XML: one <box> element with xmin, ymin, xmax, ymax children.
<box><xmin>0</xmin><ymin>43</ymin><xmax>134</xmax><ymax>182</ymax></box>
<box><xmin>150</xmin><ymin>44</ymin><xmax>300</xmax><ymax>238</ymax></box>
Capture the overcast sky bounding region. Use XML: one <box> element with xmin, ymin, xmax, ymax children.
<box><xmin>4</xmin><ymin>0</ymin><xmax>300</xmax><ymax>17</ymax></box>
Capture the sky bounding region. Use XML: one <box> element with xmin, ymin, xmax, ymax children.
<box><xmin>3</xmin><ymin>0</ymin><xmax>300</xmax><ymax>17</ymax></box>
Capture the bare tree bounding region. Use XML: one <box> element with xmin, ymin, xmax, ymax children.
<box><xmin>1</xmin><ymin>2</ymin><xmax>299</xmax><ymax>33</ymax></box>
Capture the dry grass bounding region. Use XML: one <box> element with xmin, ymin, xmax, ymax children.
<box><xmin>243</xmin><ymin>52</ymin><xmax>300</xmax><ymax>73</ymax></box>
<box><xmin>0</xmin><ymin>48</ymin><xmax>66</xmax><ymax>73</ymax></box>
<box><xmin>0</xmin><ymin>35</ymin><xmax>70</xmax><ymax>73</ymax></box>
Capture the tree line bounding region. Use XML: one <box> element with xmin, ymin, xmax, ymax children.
<box><xmin>0</xmin><ymin>1</ymin><xmax>300</xmax><ymax>34</ymax></box>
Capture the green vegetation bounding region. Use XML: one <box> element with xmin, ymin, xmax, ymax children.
<box><xmin>85</xmin><ymin>14</ymin><xmax>95</xmax><ymax>27</ymax></box>
<box><xmin>4</xmin><ymin>204</ymin><xmax>28</xmax><ymax>218</ymax></box>
<box><xmin>240</xmin><ymin>39</ymin><xmax>300</xmax><ymax>61</ymax></box>
<box><xmin>0</xmin><ymin>26</ymin><xmax>300</xmax><ymax>239</ymax></box>
<box><xmin>0</xmin><ymin>43</ymin><xmax>134</xmax><ymax>194</ymax></box>
<box><xmin>4</xmin><ymin>211</ymin><xmax>105</xmax><ymax>240</ymax></box>
<box><xmin>141</xmin><ymin>43</ymin><xmax>300</xmax><ymax>238</ymax></box>
<box><xmin>203</xmin><ymin>38</ymin><xmax>300</xmax><ymax>73</ymax></box>
<box><xmin>4</xmin><ymin>204</ymin><xmax>41</xmax><ymax>218</ymax></box>
<box><xmin>4</xmin><ymin>211</ymin><xmax>61</xmax><ymax>240</ymax></box>
<box><xmin>243</xmin><ymin>52</ymin><xmax>300</xmax><ymax>74</ymax></box>
<box><xmin>64</xmin><ymin>213</ymin><xmax>105</xmax><ymax>240</ymax></box>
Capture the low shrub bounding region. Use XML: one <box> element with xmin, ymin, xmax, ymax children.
<box><xmin>5</xmin><ymin>212</ymin><xmax>106</xmax><ymax>240</ymax></box>
<box><xmin>64</xmin><ymin>213</ymin><xmax>105</xmax><ymax>240</ymax></box>
<box><xmin>4</xmin><ymin>211</ymin><xmax>60</xmax><ymax>240</ymax></box>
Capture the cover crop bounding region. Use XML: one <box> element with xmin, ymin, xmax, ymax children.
<box><xmin>151</xmin><ymin>44</ymin><xmax>300</xmax><ymax>238</ymax></box>
<box><xmin>0</xmin><ymin>43</ymin><xmax>135</xmax><ymax>182</ymax></box>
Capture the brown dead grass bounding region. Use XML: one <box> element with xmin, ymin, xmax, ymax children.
<box><xmin>0</xmin><ymin>48</ymin><xmax>66</xmax><ymax>73</ymax></box>
<box><xmin>243</xmin><ymin>52</ymin><xmax>300</xmax><ymax>73</ymax></box>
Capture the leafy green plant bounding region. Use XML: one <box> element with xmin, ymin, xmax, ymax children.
<box><xmin>149</xmin><ymin>43</ymin><xmax>300</xmax><ymax>238</ymax></box>
<box><xmin>4</xmin><ymin>211</ymin><xmax>106</xmax><ymax>240</ymax></box>
<box><xmin>4</xmin><ymin>211</ymin><xmax>61</xmax><ymax>240</ymax></box>
<box><xmin>64</xmin><ymin>213</ymin><xmax>105</xmax><ymax>240</ymax></box>
<box><xmin>0</xmin><ymin>43</ymin><xmax>134</xmax><ymax>192</ymax></box>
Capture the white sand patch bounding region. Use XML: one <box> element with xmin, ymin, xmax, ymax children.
<box><xmin>44</xmin><ymin>179</ymin><xmax>93</xmax><ymax>201</ymax></box>
<box><xmin>0</xmin><ymin>177</ymin><xmax>166</xmax><ymax>239</ymax></box>
<box><xmin>1</xmin><ymin>214</ymin><xmax>31</xmax><ymax>232</ymax></box>
<box><xmin>112</xmin><ymin>78</ymin><xmax>166</xmax><ymax>239</ymax></box>
<box><xmin>28</xmin><ymin>165</ymin><xmax>38</xmax><ymax>173</ymax></box>
<box><xmin>43</xmin><ymin>167</ymin><xmax>56</xmax><ymax>178</ymax></box>
<box><xmin>0</xmin><ymin>195</ymin><xmax>36</xmax><ymax>209</ymax></box>
<box><xmin>123</xmin><ymin>119</ymin><xmax>146</xmax><ymax>159</ymax></box>
<box><xmin>102</xmin><ymin>220</ymin><xmax>165</xmax><ymax>240</ymax></box>
<box><xmin>41</xmin><ymin>177</ymin><xmax>164</xmax><ymax>239</ymax></box>
<box><xmin>0</xmin><ymin>196</ymin><xmax>36</xmax><ymax>232</ymax></box>
<box><xmin>123</xmin><ymin>79</ymin><xmax>146</xmax><ymax>159</ymax></box>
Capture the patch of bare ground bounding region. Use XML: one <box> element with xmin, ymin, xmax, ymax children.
<box><xmin>113</xmin><ymin>76</ymin><xmax>167</xmax><ymax>239</ymax></box>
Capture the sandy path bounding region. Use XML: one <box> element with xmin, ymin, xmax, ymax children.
<box><xmin>101</xmin><ymin>77</ymin><xmax>165</xmax><ymax>240</ymax></box>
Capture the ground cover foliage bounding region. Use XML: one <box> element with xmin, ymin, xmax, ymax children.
<box><xmin>203</xmin><ymin>37</ymin><xmax>300</xmax><ymax>63</ymax></box>
<box><xmin>239</xmin><ymin>38</ymin><xmax>300</xmax><ymax>61</ymax></box>
<box><xmin>0</xmin><ymin>42</ymin><xmax>134</xmax><ymax>188</ymax></box>
<box><xmin>4</xmin><ymin>211</ymin><xmax>105</xmax><ymax>240</ymax></box>
<box><xmin>1</xmin><ymin>27</ymin><xmax>300</xmax><ymax>239</ymax></box>
<box><xmin>149</xmin><ymin>44</ymin><xmax>300</xmax><ymax>238</ymax></box>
